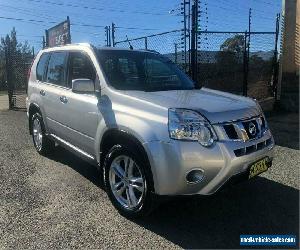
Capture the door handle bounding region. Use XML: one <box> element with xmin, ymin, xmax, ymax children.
<box><xmin>40</xmin><ymin>90</ymin><xmax>45</xmax><ymax>96</ymax></box>
<box><xmin>60</xmin><ymin>96</ymin><xmax>68</xmax><ymax>104</ymax></box>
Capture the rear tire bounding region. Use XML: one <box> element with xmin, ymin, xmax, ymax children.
<box><xmin>31</xmin><ymin>113</ymin><xmax>54</xmax><ymax>155</ymax></box>
<box><xmin>104</xmin><ymin>144</ymin><xmax>155</xmax><ymax>218</ymax></box>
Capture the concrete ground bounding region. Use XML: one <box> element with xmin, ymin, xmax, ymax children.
<box><xmin>0</xmin><ymin>110</ymin><xmax>299</xmax><ymax>249</ymax></box>
<box><xmin>0</xmin><ymin>94</ymin><xmax>8</xmax><ymax>110</ymax></box>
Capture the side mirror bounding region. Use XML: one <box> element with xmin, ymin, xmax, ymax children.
<box><xmin>72</xmin><ymin>78</ymin><xmax>95</xmax><ymax>94</ymax></box>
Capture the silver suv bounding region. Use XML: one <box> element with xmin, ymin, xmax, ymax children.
<box><xmin>27</xmin><ymin>44</ymin><xmax>274</xmax><ymax>217</ymax></box>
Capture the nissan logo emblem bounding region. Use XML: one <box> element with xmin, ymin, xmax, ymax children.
<box><xmin>248</xmin><ymin>122</ymin><xmax>257</xmax><ymax>136</ymax></box>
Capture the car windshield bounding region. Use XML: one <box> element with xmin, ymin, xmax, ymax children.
<box><xmin>96</xmin><ymin>49</ymin><xmax>196</xmax><ymax>91</ymax></box>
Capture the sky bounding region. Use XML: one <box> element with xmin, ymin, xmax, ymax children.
<box><xmin>0</xmin><ymin>0</ymin><xmax>282</xmax><ymax>53</ymax></box>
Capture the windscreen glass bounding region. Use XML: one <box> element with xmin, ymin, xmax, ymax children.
<box><xmin>97</xmin><ymin>50</ymin><xmax>195</xmax><ymax>91</ymax></box>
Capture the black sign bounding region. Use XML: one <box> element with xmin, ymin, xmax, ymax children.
<box><xmin>46</xmin><ymin>17</ymin><xmax>71</xmax><ymax>47</ymax></box>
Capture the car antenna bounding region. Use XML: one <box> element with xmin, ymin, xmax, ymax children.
<box><xmin>126</xmin><ymin>35</ymin><xmax>133</xmax><ymax>50</ymax></box>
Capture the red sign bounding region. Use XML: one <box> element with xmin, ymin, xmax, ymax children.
<box><xmin>46</xmin><ymin>18</ymin><xmax>71</xmax><ymax>47</ymax></box>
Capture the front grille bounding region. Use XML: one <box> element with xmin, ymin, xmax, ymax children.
<box><xmin>234</xmin><ymin>138</ymin><xmax>273</xmax><ymax>157</ymax></box>
<box><xmin>222</xmin><ymin>116</ymin><xmax>267</xmax><ymax>141</ymax></box>
<box><xmin>223</xmin><ymin>124</ymin><xmax>238</xmax><ymax>139</ymax></box>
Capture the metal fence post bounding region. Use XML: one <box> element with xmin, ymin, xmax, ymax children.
<box><xmin>273</xmin><ymin>13</ymin><xmax>280</xmax><ymax>99</ymax></box>
<box><xmin>144</xmin><ymin>37</ymin><xmax>148</xmax><ymax>50</ymax></box>
<box><xmin>112</xmin><ymin>22</ymin><xmax>116</xmax><ymax>47</ymax></box>
<box><xmin>243</xmin><ymin>31</ymin><xmax>249</xmax><ymax>96</ymax></box>
<box><xmin>174</xmin><ymin>43</ymin><xmax>178</xmax><ymax>64</ymax></box>
<box><xmin>5</xmin><ymin>47</ymin><xmax>13</xmax><ymax>110</ymax></box>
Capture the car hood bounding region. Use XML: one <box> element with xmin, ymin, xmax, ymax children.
<box><xmin>123</xmin><ymin>88</ymin><xmax>261</xmax><ymax>124</ymax></box>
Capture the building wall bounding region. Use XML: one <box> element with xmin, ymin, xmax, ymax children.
<box><xmin>281</xmin><ymin>0</ymin><xmax>297</xmax><ymax>73</ymax></box>
<box><xmin>279</xmin><ymin>0</ymin><xmax>299</xmax><ymax>112</ymax></box>
<box><xmin>296</xmin><ymin>0</ymin><xmax>300</xmax><ymax>71</ymax></box>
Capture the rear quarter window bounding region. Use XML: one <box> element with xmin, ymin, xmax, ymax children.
<box><xmin>36</xmin><ymin>53</ymin><xmax>49</xmax><ymax>81</ymax></box>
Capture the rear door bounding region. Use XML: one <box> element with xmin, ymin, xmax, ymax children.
<box><xmin>30</xmin><ymin>52</ymin><xmax>50</xmax><ymax>119</ymax></box>
<box><xmin>42</xmin><ymin>51</ymin><xmax>69</xmax><ymax>137</ymax></box>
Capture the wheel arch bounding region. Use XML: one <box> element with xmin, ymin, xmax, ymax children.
<box><xmin>100</xmin><ymin>128</ymin><xmax>155</xmax><ymax>192</ymax></box>
<box><xmin>28</xmin><ymin>103</ymin><xmax>41</xmax><ymax>134</ymax></box>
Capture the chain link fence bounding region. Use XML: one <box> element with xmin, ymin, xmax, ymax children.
<box><xmin>4</xmin><ymin>51</ymin><xmax>33</xmax><ymax>110</ymax></box>
<box><xmin>197</xmin><ymin>32</ymin><xmax>246</xmax><ymax>95</ymax></box>
<box><xmin>247</xmin><ymin>33</ymin><xmax>277</xmax><ymax>100</ymax></box>
<box><xmin>0</xmin><ymin>29</ymin><xmax>278</xmax><ymax>110</ymax></box>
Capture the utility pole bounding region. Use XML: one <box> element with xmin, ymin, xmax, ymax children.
<box><xmin>111</xmin><ymin>22</ymin><xmax>116</xmax><ymax>47</ymax></box>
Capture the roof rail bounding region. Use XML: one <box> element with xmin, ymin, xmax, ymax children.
<box><xmin>43</xmin><ymin>43</ymin><xmax>93</xmax><ymax>49</ymax></box>
<box><xmin>145</xmin><ymin>49</ymin><xmax>160</xmax><ymax>54</ymax></box>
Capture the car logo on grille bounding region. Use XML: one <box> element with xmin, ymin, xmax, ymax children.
<box><xmin>248</xmin><ymin>122</ymin><xmax>257</xmax><ymax>136</ymax></box>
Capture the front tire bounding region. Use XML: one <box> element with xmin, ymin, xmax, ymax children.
<box><xmin>104</xmin><ymin>144</ymin><xmax>155</xmax><ymax>218</ymax></box>
<box><xmin>31</xmin><ymin>113</ymin><xmax>54</xmax><ymax>155</ymax></box>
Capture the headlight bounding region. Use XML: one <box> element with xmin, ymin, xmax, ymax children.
<box><xmin>168</xmin><ymin>108</ymin><xmax>217</xmax><ymax>147</ymax></box>
<box><xmin>254</xmin><ymin>99</ymin><xmax>268</xmax><ymax>130</ymax></box>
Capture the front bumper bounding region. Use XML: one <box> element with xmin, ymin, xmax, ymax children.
<box><xmin>144</xmin><ymin>129</ymin><xmax>274</xmax><ymax>196</ymax></box>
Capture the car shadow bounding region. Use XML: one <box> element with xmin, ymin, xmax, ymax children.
<box><xmin>47</xmin><ymin>146</ymin><xmax>104</xmax><ymax>188</ymax></box>
<box><xmin>47</xmin><ymin>146</ymin><xmax>299</xmax><ymax>249</ymax></box>
<box><xmin>266</xmin><ymin>111</ymin><xmax>299</xmax><ymax>150</ymax></box>
<box><xmin>135</xmin><ymin>178</ymin><xmax>299</xmax><ymax>249</ymax></box>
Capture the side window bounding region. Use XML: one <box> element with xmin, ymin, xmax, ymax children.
<box><xmin>69</xmin><ymin>52</ymin><xmax>96</xmax><ymax>87</ymax></box>
<box><xmin>36</xmin><ymin>53</ymin><xmax>49</xmax><ymax>81</ymax></box>
<box><xmin>46</xmin><ymin>52</ymin><xmax>68</xmax><ymax>86</ymax></box>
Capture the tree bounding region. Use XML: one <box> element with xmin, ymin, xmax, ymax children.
<box><xmin>219</xmin><ymin>35</ymin><xmax>245</xmax><ymax>64</ymax></box>
<box><xmin>0</xmin><ymin>27</ymin><xmax>33</xmax><ymax>91</ymax></box>
<box><xmin>213</xmin><ymin>35</ymin><xmax>246</xmax><ymax>93</ymax></box>
<box><xmin>220</xmin><ymin>35</ymin><xmax>245</xmax><ymax>54</ymax></box>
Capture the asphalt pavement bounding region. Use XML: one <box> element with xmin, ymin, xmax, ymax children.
<box><xmin>0</xmin><ymin>110</ymin><xmax>299</xmax><ymax>249</ymax></box>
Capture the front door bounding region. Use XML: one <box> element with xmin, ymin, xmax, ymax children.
<box><xmin>55</xmin><ymin>51</ymin><xmax>100</xmax><ymax>156</ymax></box>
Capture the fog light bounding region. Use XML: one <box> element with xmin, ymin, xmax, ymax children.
<box><xmin>186</xmin><ymin>169</ymin><xmax>205</xmax><ymax>184</ymax></box>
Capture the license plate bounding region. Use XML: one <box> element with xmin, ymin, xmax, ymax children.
<box><xmin>248</xmin><ymin>157</ymin><xmax>270</xmax><ymax>179</ymax></box>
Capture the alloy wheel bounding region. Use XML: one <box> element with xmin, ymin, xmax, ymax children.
<box><xmin>33</xmin><ymin>117</ymin><xmax>43</xmax><ymax>151</ymax></box>
<box><xmin>109</xmin><ymin>155</ymin><xmax>146</xmax><ymax>210</ymax></box>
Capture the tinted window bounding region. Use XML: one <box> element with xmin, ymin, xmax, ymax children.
<box><xmin>144</xmin><ymin>58</ymin><xmax>181</xmax><ymax>85</ymax></box>
<box><xmin>46</xmin><ymin>52</ymin><xmax>68</xmax><ymax>86</ymax></box>
<box><xmin>36</xmin><ymin>53</ymin><xmax>49</xmax><ymax>81</ymax></box>
<box><xmin>97</xmin><ymin>50</ymin><xmax>195</xmax><ymax>91</ymax></box>
<box><xmin>69</xmin><ymin>52</ymin><xmax>96</xmax><ymax>87</ymax></box>
<box><xmin>102</xmin><ymin>57</ymin><xmax>140</xmax><ymax>89</ymax></box>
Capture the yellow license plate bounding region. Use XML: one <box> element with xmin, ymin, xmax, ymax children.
<box><xmin>249</xmin><ymin>157</ymin><xmax>269</xmax><ymax>179</ymax></box>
